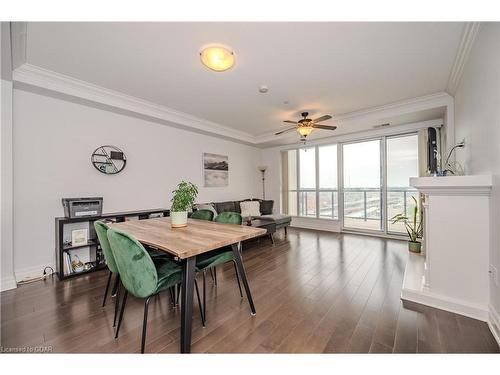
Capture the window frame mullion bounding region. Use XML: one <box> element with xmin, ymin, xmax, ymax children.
<box><xmin>315</xmin><ymin>146</ymin><xmax>320</xmax><ymax>218</ymax></box>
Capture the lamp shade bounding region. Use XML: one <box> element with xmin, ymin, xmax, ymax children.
<box><xmin>297</xmin><ymin>126</ymin><xmax>313</xmax><ymax>137</ymax></box>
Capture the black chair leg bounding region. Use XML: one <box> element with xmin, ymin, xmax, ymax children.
<box><xmin>209</xmin><ymin>268</ymin><xmax>215</xmax><ymax>283</ymax></box>
<box><xmin>102</xmin><ymin>271</ymin><xmax>112</xmax><ymax>307</ymax></box>
<box><xmin>194</xmin><ymin>279</ymin><xmax>205</xmax><ymax>327</ymax></box>
<box><xmin>111</xmin><ymin>273</ymin><xmax>120</xmax><ymax>297</ymax></box>
<box><xmin>113</xmin><ymin>281</ymin><xmax>121</xmax><ymax>327</ymax></box>
<box><xmin>168</xmin><ymin>287</ymin><xmax>175</xmax><ymax>307</ymax></box>
<box><xmin>203</xmin><ymin>270</ymin><xmax>206</xmax><ymax>323</ymax></box>
<box><xmin>141</xmin><ymin>297</ymin><xmax>151</xmax><ymax>354</ymax></box>
<box><xmin>115</xmin><ymin>290</ymin><xmax>128</xmax><ymax>339</ymax></box>
<box><xmin>233</xmin><ymin>260</ymin><xmax>243</xmax><ymax>298</ymax></box>
<box><xmin>176</xmin><ymin>283</ymin><xmax>180</xmax><ymax>306</ymax></box>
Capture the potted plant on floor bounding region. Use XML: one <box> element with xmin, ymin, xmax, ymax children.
<box><xmin>170</xmin><ymin>181</ymin><xmax>198</xmax><ymax>228</ymax></box>
<box><xmin>390</xmin><ymin>196</ymin><xmax>423</xmax><ymax>253</ymax></box>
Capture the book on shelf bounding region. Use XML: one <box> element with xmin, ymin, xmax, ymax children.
<box><xmin>64</xmin><ymin>248</ymin><xmax>91</xmax><ymax>275</ymax></box>
<box><xmin>63</xmin><ymin>252</ymin><xmax>73</xmax><ymax>275</ymax></box>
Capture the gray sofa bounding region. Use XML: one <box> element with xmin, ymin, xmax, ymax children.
<box><xmin>196</xmin><ymin>199</ymin><xmax>291</xmax><ymax>234</ymax></box>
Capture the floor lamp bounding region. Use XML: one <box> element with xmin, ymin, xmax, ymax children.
<box><xmin>258</xmin><ymin>166</ymin><xmax>267</xmax><ymax>199</ymax></box>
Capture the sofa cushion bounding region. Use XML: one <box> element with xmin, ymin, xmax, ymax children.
<box><xmin>259</xmin><ymin>200</ymin><xmax>274</xmax><ymax>215</ymax></box>
<box><xmin>213</xmin><ymin>201</ymin><xmax>236</xmax><ymax>214</ymax></box>
<box><xmin>234</xmin><ymin>199</ymin><xmax>252</xmax><ymax>213</ymax></box>
<box><xmin>240</xmin><ymin>201</ymin><xmax>261</xmax><ymax>218</ymax></box>
<box><xmin>255</xmin><ymin>214</ymin><xmax>291</xmax><ymax>226</ymax></box>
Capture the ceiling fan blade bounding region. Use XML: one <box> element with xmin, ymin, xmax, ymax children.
<box><xmin>312</xmin><ymin>124</ymin><xmax>337</xmax><ymax>130</ymax></box>
<box><xmin>275</xmin><ymin>127</ymin><xmax>297</xmax><ymax>135</ymax></box>
<box><xmin>283</xmin><ymin>120</ymin><xmax>298</xmax><ymax>124</ymax></box>
<box><xmin>312</xmin><ymin>115</ymin><xmax>332</xmax><ymax>123</ymax></box>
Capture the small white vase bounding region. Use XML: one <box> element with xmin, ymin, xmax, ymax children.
<box><xmin>171</xmin><ymin>211</ymin><xmax>188</xmax><ymax>228</ymax></box>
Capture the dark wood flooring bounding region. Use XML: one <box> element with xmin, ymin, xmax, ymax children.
<box><xmin>1</xmin><ymin>228</ymin><xmax>499</xmax><ymax>353</ymax></box>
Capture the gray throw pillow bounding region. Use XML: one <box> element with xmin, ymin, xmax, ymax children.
<box><xmin>259</xmin><ymin>200</ymin><xmax>274</xmax><ymax>215</ymax></box>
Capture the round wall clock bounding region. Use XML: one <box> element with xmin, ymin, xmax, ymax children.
<box><xmin>91</xmin><ymin>145</ymin><xmax>127</xmax><ymax>175</ymax></box>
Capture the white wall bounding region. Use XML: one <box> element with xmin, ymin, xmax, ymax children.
<box><xmin>1</xmin><ymin>79</ymin><xmax>15</xmax><ymax>290</ymax></box>
<box><xmin>12</xmin><ymin>89</ymin><xmax>262</xmax><ymax>278</ymax></box>
<box><xmin>454</xmin><ymin>23</ymin><xmax>500</xmax><ymax>321</ymax></box>
<box><xmin>1</xmin><ymin>22</ymin><xmax>17</xmax><ymax>291</ymax></box>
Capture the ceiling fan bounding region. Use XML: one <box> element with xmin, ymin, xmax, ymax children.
<box><xmin>275</xmin><ymin>112</ymin><xmax>337</xmax><ymax>140</ymax></box>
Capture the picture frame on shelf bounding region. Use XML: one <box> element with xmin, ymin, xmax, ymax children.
<box><xmin>71</xmin><ymin>228</ymin><xmax>88</xmax><ymax>246</ymax></box>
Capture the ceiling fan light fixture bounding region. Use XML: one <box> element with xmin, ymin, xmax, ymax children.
<box><xmin>297</xmin><ymin>126</ymin><xmax>313</xmax><ymax>137</ymax></box>
<box><xmin>200</xmin><ymin>46</ymin><xmax>235</xmax><ymax>72</ymax></box>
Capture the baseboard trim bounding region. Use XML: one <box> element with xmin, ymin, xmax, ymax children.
<box><xmin>14</xmin><ymin>263</ymin><xmax>55</xmax><ymax>283</ymax></box>
<box><xmin>1</xmin><ymin>275</ymin><xmax>17</xmax><ymax>291</ymax></box>
<box><xmin>401</xmin><ymin>286</ymin><xmax>489</xmax><ymax>321</ymax></box>
<box><xmin>401</xmin><ymin>252</ymin><xmax>489</xmax><ymax>321</ymax></box>
<box><xmin>488</xmin><ymin>305</ymin><xmax>500</xmax><ymax>346</ymax></box>
<box><xmin>290</xmin><ymin>217</ymin><xmax>340</xmax><ymax>233</ymax></box>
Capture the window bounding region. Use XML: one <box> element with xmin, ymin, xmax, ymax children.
<box><xmin>287</xmin><ymin>150</ymin><xmax>297</xmax><ymax>216</ymax></box>
<box><xmin>298</xmin><ymin>148</ymin><xmax>316</xmax><ymax>216</ymax></box>
<box><xmin>283</xmin><ymin>145</ymin><xmax>338</xmax><ymax>220</ymax></box>
<box><xmin>386</xmin><ymin>134</ymin><xmax>419</xmax><ymax>233</ymax></box>
<box><xmin>318</xmin><ymin>145</ymin><xmax>338</xmax><ymax>219</ymax></box>
<box><xmin>299</xmin><ymin>148</ymin><xmax>315</xmax><ymax>189</ymax></box>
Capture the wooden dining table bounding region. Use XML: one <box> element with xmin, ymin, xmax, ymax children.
<box><xmin>109</xmin><ymin>216</ymin><xmax>266</xmax><ymax>353</ymax></box>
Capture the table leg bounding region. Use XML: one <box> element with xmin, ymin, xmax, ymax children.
<box><xmin>231</xmin><ymin>243</ymin><xmax>256</xmax><ymax>315</ymax></box>
<box><xmin>180</xmin><ymin>256</ymin><xmax>196</xmax><ymax>353</ymax></box>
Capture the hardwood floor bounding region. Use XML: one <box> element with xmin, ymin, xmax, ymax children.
<box><xmin>1</xmin><ymin>228</ymin><xmax>498</xmax><ymax>353</ymax></box>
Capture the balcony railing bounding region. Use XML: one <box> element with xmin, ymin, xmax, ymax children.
<box><xmin>294</xmin><ymin>188</ymin><xmax>417</xmax><ymax>232</ymax></box>
<box><xmin>298</xmin><ymin>190</ymin><xmax>338</xmax><ymax>219</ymax></box>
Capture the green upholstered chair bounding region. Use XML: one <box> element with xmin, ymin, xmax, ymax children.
<box><xmin>107</xmin><ymin>228</ymin><xmax>204</xmax><ymax>353</ymax></box>
<box><xmin>95</xmin><ymin>220</ymin><xmax>173</xmax><ymax>327</ymax></box>
<box><xmin>195</xmin><ymin>211</ymin><xmax>243</xmax><ymax>325</ymax></box>
<box><xmin>94</xmin><ymin>220</ymin><xmax>122</xmax><ymax>327</ymax></box>
<box><xmin>191</xmin><ymin>209</ymin><xmax>214</xmax><ymax>221</ymax></box>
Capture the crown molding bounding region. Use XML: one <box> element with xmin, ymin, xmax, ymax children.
<box><xmin>13</xmin><ymin>63</ymin><xmax>454</xmax><ymax>148</ymax></box>
<box><xmin>12</xmin><ymin>63</ymin><xmax>256</xmax><ymax>145</ymax></box>
<box><xmin>447</xmin><ymin>22</ymin><xmax>481</xmax><ymax>95</ymax></box>
<box><xmin>255</xmin><ymin>91</ymin><xmax>453</xmax><ymax>144</ymax></box>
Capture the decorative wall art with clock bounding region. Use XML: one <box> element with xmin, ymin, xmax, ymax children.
<box><xmin>91</xmin><ymin>145</ymin><xmax>127</xmax><ymax>175</ymax></box>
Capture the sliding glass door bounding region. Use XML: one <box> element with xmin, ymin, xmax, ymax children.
<box><xmin>283</xmin><ymin>132</ymin><xmax>419</xmax><ymax>236</ymax></box>
<box><xmin>342</xmin><ymin>139</ymin><xmax>382</xmax><ymax>232</ymax></box>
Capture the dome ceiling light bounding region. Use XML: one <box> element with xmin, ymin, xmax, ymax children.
<box><xmin>200</xmin><ymin>46</ymin><xmax>235</xmax><ymax>72</ymax></box>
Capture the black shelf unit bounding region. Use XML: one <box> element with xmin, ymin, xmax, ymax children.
<box><xmin>55</xmin><ymin>208</ymin><xmax>170</xmax><ymax>280</ymax></box>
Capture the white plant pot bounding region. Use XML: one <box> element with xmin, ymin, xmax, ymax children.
<box><xmin>171</xmin><ymin>211</ymin><xmax>188</xmax><ymax>228</ymax></box>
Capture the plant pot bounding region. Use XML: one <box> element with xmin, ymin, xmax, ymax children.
<box><xmin>171</xmin><ymin>211</ymin><xmax>188</xmax><ymax>228</ymax></box>
<box><xmin>408</xmin><ymin>241</ymin><xmax>422</xmax><ymax>253</ymax></box>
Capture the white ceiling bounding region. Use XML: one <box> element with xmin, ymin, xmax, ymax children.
<box><xmin>24</xmin><ymin>22</ymin><xmax>464</xmax><ymax>138</ymax></box>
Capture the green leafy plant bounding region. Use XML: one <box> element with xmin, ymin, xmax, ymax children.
<box><xmin>171</xmin><ymin>181</ymin><xmax>198</xmax><ymax>212</ymax></box>
<box><xmin>390</xmin><ymin>196</ymin><xmax>423</xmax><ymax>242</ymax></box>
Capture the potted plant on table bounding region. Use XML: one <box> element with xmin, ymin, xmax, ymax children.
<box><xmin>390</xmin><ymin>196</ymin><xmax>423</xmax><ymax>253</ymax></box>
<box><xmin>170</xmin><ymin>181</ymin><xmax>198</xmax><ymax>228</ymax></box>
